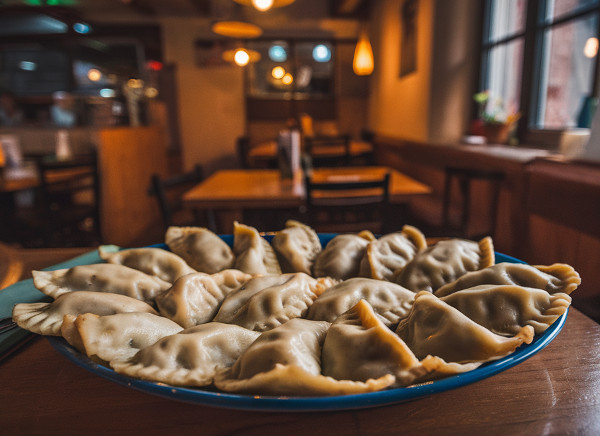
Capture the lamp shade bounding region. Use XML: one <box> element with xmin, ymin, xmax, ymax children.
<box><xmin>353</xmin><ymin>30</ymin><xmax>374</xmax><ymax>76</ymax></box>
<box><xmin>211</xmin><ymin>20</ymin><xmax>263</xmax><ymax>38</ymax></box>
<box><xmin>233</xmin><ymin>0</ymin><xmax>295</xmax><ymax>11</ymax></box>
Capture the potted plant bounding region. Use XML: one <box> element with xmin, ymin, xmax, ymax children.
<box><xmin>471</xmin><ymin>91</ymin><xmax>521</xmax><ymax>144</ymax></box>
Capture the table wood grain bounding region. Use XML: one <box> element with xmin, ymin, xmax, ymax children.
<box><xmin>1</xmin><ymin>249</ymin><xmax>599</xmax><ymax>435</ymax></box>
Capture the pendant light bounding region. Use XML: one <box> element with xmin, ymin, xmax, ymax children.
<box><xmin>353</xmin><ymin>26</ymin><xmax>374</xmax><ymax>76</ymax></box>
<box><xmin>233</xmin><ymin>0</ymin><xmax>295</xmax><ymax>12</ymax></box>
<box><xmin>222</xmin><ymin>48</ymin><xmax>261</xmax><ymax>66</ymax></box>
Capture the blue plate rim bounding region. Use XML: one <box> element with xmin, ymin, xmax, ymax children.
<box><xmin>44</xmin><ymin>237</ymin><xmax>568</xmax><ymax>412</ymax></box>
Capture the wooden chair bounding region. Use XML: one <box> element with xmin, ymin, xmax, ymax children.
<box><xmin>149</xmin><ymin>164</ymin><xmax>216</xmax><ymax>231</ymax></box>
<box><xmin>304</xmin><ymin>172</ymin><xmax>390</xmax><ymax>233</ymax></box>
<box><xmin>304</xmin><ymin>134</ymin><xmax>352</xmax><ymax>167</ymax></box>
<box><xmin>441</xmin><ymin>166</ymin><xmax>504</xmax><ymax>239</ymax></box>
<box><xmin>35</xmin><ymin>153</ymin><xmax>102</xmax><ymax>247</ymax></box>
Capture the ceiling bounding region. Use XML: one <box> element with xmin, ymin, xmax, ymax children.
<box><xmin>0</xmin><ymin>0</ymin><xmax>371</xmax><ymax>32</ymax></box>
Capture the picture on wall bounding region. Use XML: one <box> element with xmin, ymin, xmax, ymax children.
<box><xmin>400</xmin><ymin>0</ymin><xmax>418</xmax><ymax>77</ymax></box>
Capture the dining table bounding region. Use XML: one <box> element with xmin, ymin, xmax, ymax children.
<box><xmin>1</xmin><ymin>244</ymin><xmax>600</xmax><ymax>435</ymax></box>
<box><xmin>182</xmin><ymin>166</ymin><xmax>432</xmax><ymax>233</ymax></box>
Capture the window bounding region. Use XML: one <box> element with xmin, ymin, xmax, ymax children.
<box><xmin>480</xmin><ymin>0</ymin><xmax>600</xmax><ymax>139</ymax></box>
<box><xmin>246</xmin><ymin>40</ymin><xmax>335</xmax><ymax>99</ymax></box>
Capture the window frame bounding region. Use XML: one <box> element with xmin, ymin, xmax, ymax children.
<box><xmin>479</xmin><ymin>0</ymin><xmax>600</xmax><ymax>147</ymax></box>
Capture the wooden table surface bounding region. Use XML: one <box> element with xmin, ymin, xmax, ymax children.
<box><xmin>1</xmin><ymin>247</ymin><xmax>600</xmax><ymax>435</ymax></box>
<box><xmin>182</xmin><ymin>167</ymin><xmax>432</xmax><ymax>210</ymax></box>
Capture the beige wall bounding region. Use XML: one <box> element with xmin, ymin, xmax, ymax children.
<box><xmin>368</xmin><ymin>0</ymin><xmax>480</xmax><ymax>143</ymax></box>
<box><xmin>160</xmin><ymin>18</ymin><xmax>245</xmax><ymax>175</ymax></box>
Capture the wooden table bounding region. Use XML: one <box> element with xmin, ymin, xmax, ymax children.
<box><xmin>182</xmin><ymin>167</ymin><xmax>431</xmax><ymax>232</ymax></box>
<box><xmin>1</xmin><ymin>249</ymin><xmax>599</xmax><ymax>434</ymax></box>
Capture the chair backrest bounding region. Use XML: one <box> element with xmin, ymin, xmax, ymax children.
<box><xmin>304</xmin><ymin>172</ymin><xmax>390</xmax><ymax>233</ymax></box>
<box><xmin>304</xmin><ymin>134</ymin><xmax>352</xmax><ymax>166</ymax></box>
<box><xmin>236</xmin><ymin>136</ymin><xmax>251</xmax><ymax>169</ymax></box>
<box><xmin>36</xmin><ymin>152</ymin><xmax>101</xmax><ymax>244</ymax></box>
<box><xmin>148</xmin><ymin>164</ymin><xmax>205</xmax><ymax>229</ymax></box>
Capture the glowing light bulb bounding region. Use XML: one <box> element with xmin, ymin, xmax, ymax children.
<box><xmin>353</xmin><ymin>31</ymin><xmax>374</xmax><ymax>76</ymax></box>
<box><xmin>584</xmin><ymin>37</ymin><xmax>599</xmax><ymax>59</ymax></box>
<box><xmin>234</xmin><ymin>49</ymin><xmax>250</xmax><ymax>66</ymax></box>
<box><xmin>252</xmin><ymin>0</ymin><xmax>274</xmax><ymax>11</ymax></box>
<box><xmin>87</xmin><ymin>68</ymin><xmax>102</xmax><ymax>82</ymax></box>
<box><xmin>272</xmin><ymin>66</ymin><xmax>285</xmax><ymax>79</ymax></box>
<box><xmin>282</xmin><ymin>73</ymin><xmax>293</xmax><ymax>85</ymax></box>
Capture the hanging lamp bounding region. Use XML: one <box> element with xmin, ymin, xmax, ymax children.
<box><xmin>233</xmin><ymin>0</ymin><xmax>295</xmax><ymax>12</ymax></box>
<box><xmin>353</xmin><ymin>26</ymin><xmax>374</xmax><ymax>76</ymax></box>
<box><xmin>222</xmin><ymin>48</ymin><xmax>261</xmax><ymax>66</ymax></box>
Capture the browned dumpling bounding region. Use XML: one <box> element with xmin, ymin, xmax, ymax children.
<box><xmin>212</xmin><ymin>273</ymin><xmax>334</xmax><ymax>331</ymax></box>
<box><xmin>12</xmin><ymin>291</ymin><xmax>158</xmax><ymax>336</ymax></box>
<box><xmin>98</xmin><ymin>245</ymin><xmax>196</xmax><ymax>284</ymax></box>
<box><xmin>155</xmin><ymin>269</ymin><xmax>253</xmax><ymax>328</ymax></box>
<box><xmin>306</xmin><ymin>277</ymin><xmax>415</xmax><ymax>328</ymax></box>
<box><xmin>215</xmin><ymin>318</ymin><xmax>395</xmax><ymax>396</ymax></box>
<box><xmin>111</xmin><ymin>323</ymin><xmax>260</xmax><ymax>387</ymax></box>
<box><xmin>440</xmin><ymin>284</ymin><xmax>571</xmax><ymax>336</ymax></box>
<box><xmin>434</xmin><ymin>262</ymin><xmax>581</xmax><ymax>297</ymax></box>
<box><xmin>232</xmin><ymin>221</ymin><xmax>281</xmax><ymax>275</ymax></box>
<box><xmin>271</xmin><ymin>220</ymin><xmax>321</xmax><ymax>274</ymax></box>
<box><xmin>61</xmin><ymin>312</ymin><xmax>183</xmax><ymax>364</ymax></box>
<box><xmin>32</xmin><ymin>263</ymin><xmax>172</xmax><ymax>304</ymax></box>
<box><xmin>313</xmin><ymin>231</ymin><xmax>376</xmax><ymax>280</ymax></box>
<box><xmin>322</xmin><ymin>300</ymin><xmax>432</xmax><ymax>386</ymax></box>
<box><xmin>392</xmin><ymin>237</ymin><xmax>495</xmax><ymax>293</ymax></box>
<box><xmin>359</xmin><ymin>225</ymin><xmax>427</xmax><ymax>281</ymax></box>
<box><xmin>395</xmin><ymin>291</ymin><xmax>534</xmax><ymax>363</ymax></box>
<box><xmin>166</xmin><ymin>226</ymin><xmax>234</xmax><ymax>274</ymax></box>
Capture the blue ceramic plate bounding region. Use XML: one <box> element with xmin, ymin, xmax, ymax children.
<box><xmin>47</xmin><ymin>235</ymin><xmax>568</xmax><ymax>412</ymax></box>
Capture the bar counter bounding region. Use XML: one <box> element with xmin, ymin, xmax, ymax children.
<box><xmin>2</xmin><ymin>247</ymin><xmax>600</xmax><ymax>435</ymax></box>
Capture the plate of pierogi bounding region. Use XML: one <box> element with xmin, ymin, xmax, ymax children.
<box><xmin>12</xmin><ymin>221</ymin><xmax>580</xmax><ymax>411</ymax></box>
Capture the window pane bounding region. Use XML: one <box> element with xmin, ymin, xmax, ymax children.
<box><xmin>485</xmin><ymin>0</ymin><xmax>528</xmax><ymax>43</ymax></box>
<box><xmin>535</xmin><ymin>13</ymin><xmax>598</xmax><ymax>128</ymax></box>
<box><xmin>543</xmin><ymin>0</ymin><xmax>600</xmax><ymax>22</ymax></box>
<box><xmin>293</xmin><ymin>42</ymin><xmax>334</xmax><ymax>96</ymax></box>
<box><xmin>247</xmin><ymin>41</ymin><xmax>293</xmax><ymax>98</ymax></box>
<box><xmin>483</xmin><ymin>39</ymin><xmax>524</xmax><ymax>122</ymax></box>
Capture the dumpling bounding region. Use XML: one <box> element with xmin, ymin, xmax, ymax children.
<box><xmin>32</xmin><ymin>264</ymin><xmax>171</xmax><ymax>304</ymax></box>
<box><xmin>165</xmin><ymin>226</ymin><xmax>234</xmax><ymax>273</ymax></box>
<box><xmin>98</xmin><ymin>245</ymin><xmax>196</xmax><ymax>283</ymax></box>
<box><xmin>232</xmin><ymin>222</ymin><xmax>281</xmax><ymax>275</ymax></box>
<box><xmin>306</xmin><ymin>277</ymin><xmax>415</xmax><ymax>328</ymax></box>
<box><xmin>271</xmin><ymin>220</ymin><xmax>321</xmax><ymax>274</ymax></box>
<box><xmin>313</xmin><ymin>231</ymin><xmax>376</xmax><ymax>280</ymax></box>
<box><xmin>392</xmin><ymin>237</ymin><xmax>495</xmax><ymax>293</ymax></box>
<box><xmin>215</xmin><ymin>318</ymin><xmax>395</xmax><ymax>396</ymax></box>
<box><xmin>111</xmin><ymin>323</ymin><xmax>260</xmax><ymax>387</ymax></box>
<box><xmin>12</xmin><ymin>291</ymin><xmax>158</xmax><ymax>336</ymax></box>
<box><xmin>359</xmin><ymin>225</ymin><xmax>427</xmax><ymax>281</ymax></box>
<box><xmin>395</xmin><ymin>291</ymin><xmax>534</xmax><ymax>363</ymax></box>
<box><xmin>61</xmin><ymin>312</ymin><xmax>183</xmax><ymax>364</ymax></box>
<box><xmin>322</xmin><ymin>300</ymin><xmax>431</xmax><ymax>386</ymax></box>
<box><xmin>321</xmin><ymin>300</ymin><xmax>479</xmax><ymax>387</ymax></box>
<box><xmin>440</xmin><ymin>284</ymin><xmax>571</xmax><ymax>335</ymax></box>
<box><xmin>213</xmin><ymin>273</ymin><xmax>335</xmax><ymax>331</ymax></box>
<box><xmin>155</xmin><ymin>269</ymin><xmax>253</xmax><ymax>328</ymax></box>
<box><xmin>434</xmin><ymin>262</ymin><xmax>581</xmax><ymax>297</ymax></box>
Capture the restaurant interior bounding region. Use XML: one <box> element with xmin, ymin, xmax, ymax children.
<box><xmin>1</xmin><ymin>0</ymin><xmax>600</xmax><ymax>431</ymax></box>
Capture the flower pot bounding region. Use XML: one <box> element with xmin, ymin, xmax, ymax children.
<box><xmin>482</xmin><ymin>123</ymin><xmax>510</xmax><ymax>144</ymax></box>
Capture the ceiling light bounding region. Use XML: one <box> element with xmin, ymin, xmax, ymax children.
<box><xmin>234</xmin><ymin>0</ymin><xmax>295</xmax><ymax>12</ymax></box>
<box><xmin>353</xmin><ymin>28</ymin><xmax>374</xmax><ymax>76</ymax></box>
<box><xmin>211</xmin><ymin>20</ymin><xmax>263</xmax><ymax>38</ymax></box>
<box><xmin>222</xmin><ymin>48</ymin><xmax>261</xmax><ymax>66</ymax></box>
